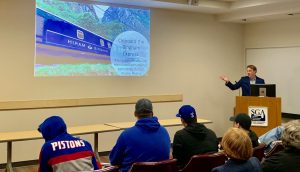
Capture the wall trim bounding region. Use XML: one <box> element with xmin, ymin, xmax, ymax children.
<box><xmin>0</xmin><ymin>94</ymin><xmax>183</xmax><ymax>111</ymax></box>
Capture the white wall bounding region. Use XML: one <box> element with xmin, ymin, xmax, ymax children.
<box><xmin>0</xmin><ymin>0</ymin><xmax>244</xmax><ymax>163</ymax></box>
<box><xmin>245</xmin><ymin>17</ymin><xmax>300</xmax><ymax>48</ymax></box>
<box><xmin>246</xmin><ymin>47</ymin><xmax>300</xmax><ymax>114</ymax></box>
<box><xmin>244</xmin><ymin>17</ymin><xmax>300</xmax><ymax>116</ymax></box>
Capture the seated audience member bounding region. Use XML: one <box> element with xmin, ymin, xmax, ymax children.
<box><xmin>38</xmin><ymin>116</ymin><xmax>101</xmax><ymax>172</ymax></box>
<box><xmin>262</xmin><ymin>120</ymin><xmax>300</xmax><ymax>172</ymax></box>
<box><xmin>212</xmin><ymin>128</ymin><xmax>262</xmax><ymax>172</ymax></box>
<box><xmin>230</xmin><ymin>113</ymin><xmax>259</xmax><ymax>147</ymax></box>
<box><xmin>109</xmin><ymin>98</ymin><xmax>170</xmax><ymax>172</ymax></box>
<box><xmin>172</xmin><ymin>105</ymin><xmax>218</xmax><ymax>169</ymax></box>
<box><xmin>258</xmin><ymin>125</ymin><xmax>284</xmax><ymax>154</ymax></box>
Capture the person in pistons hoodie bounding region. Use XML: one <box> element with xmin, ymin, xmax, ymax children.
<box><xmin>38</xmin><ymin>116</ymin><xmax>101</xmax><ymax>172</ymax></box>
<box><xmin>172</xmin><ymin>105</ymin><xmax>219</xmax><ymax>169</ymax></box>
<box><xmin>109</xmin><ymin>98</ymin><xmax>171</xmax><ymax>172</ymax></box>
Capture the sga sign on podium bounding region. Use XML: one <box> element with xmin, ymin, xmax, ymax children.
<box><xmin>235</xmin><ymin>96</ymin><xmax>281</xmax><ymax>136</ymax></box>
<box><xmin>248</xmin><ymin>106</ymin><xmax>268</xmax><ymax>127</ymax></box>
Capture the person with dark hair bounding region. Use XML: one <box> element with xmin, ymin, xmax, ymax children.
<box><xmin>109</xmin><ymin>98</ymin><xmax>170</xmax><ymax>172</ymax></box>
<box><xmin>38</xmin><ymin>116</ymin><xmax>101</xmax><ymax>172</ymax></box>
<box><xmin>212</xmin><ymin>128</ymin><xmax>262</xmax><ymax>172</ymax></box>
<box><xmin>220</xmin><ymin>65</ymin><xmax>265</xmax><ymax>96</ymax></box>
<box><xmin>172</xmin><ymin>105</ymin><xmax>218</xmax><ymax>169</ymax></box>
<box><xmin>262</xmin><ymin>120</ymin><xmax>300</xmax><ymax>172</ymax></box>
<box><xmin>230</xmin><ymin>113</ymin><xmax>259</xmax><ymax>147</ymax></box>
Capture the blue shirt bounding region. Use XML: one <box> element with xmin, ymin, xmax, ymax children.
<box><xmin>212</xmin><ymin>157</ymin><xmax>262</xmax><ymax>172</ymax></box>
<box><xmin>109</xmin><ymin>117</ymin><xmax>170</xmax><ymax>172</ymax></box>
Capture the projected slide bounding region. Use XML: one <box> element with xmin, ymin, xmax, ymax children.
<box><xmin>35</xmin><ymin>0</ymin><xmax>150</xmax><ymax>76</ymax></box>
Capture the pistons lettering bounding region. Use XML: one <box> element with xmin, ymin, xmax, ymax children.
<box><xmin>51</xmin><ymin>140</ymin><xmax>85</xmax><ymax>151</ymax></box>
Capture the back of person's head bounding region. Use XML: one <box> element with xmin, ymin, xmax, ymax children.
<box><xmin>230</xmin><ymin>113</ymin><xmax>252</xmax><ymax>131</ymax></box>
<box><xmin>176</xmin><ymin>105</ymin><xmax>197</xmax><ymax>125</ymax></box>
<box><xmin>38</xmin><ymin>115</ymin><xmax>67</xmax><ymax>141</ymax></box>
<box><xmin>247</xmin><ymin>65</ymin><xmax>257</xmax><ymax>72</ymax></box>
<box><xmin>281</xmin><ymin>120</ymin><xmax>300</xmax><ymax>149</ymax></box>
<box><xmin>221</xmin><ymin>127</ymin><xmax>253</xmax><ymax>160</ymax></box>
<box><xmin>135</xmin><ymin>98</ymin><xmax>153</xmax><ymax>118</ymax></box>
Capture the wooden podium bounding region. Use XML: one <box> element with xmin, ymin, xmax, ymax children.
<box><xmin>235</xmin><ymin>96</ymin><xmax>281</xmax><ymax>136</ymax></box>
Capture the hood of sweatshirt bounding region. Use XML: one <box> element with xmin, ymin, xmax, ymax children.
<box><xmin>184</xmin><ymin>123</ymin><xmax>208</xmax><ymax>139</ymax></box>
<box><xmin>135</xmin><ymin>116</ymin><xmax>161</xmax><ymax>131</ymax></box>
<box><xmin>38</xmin><ymin>116</ymin><xmax>67</xmax><ymax>142</ymax></box>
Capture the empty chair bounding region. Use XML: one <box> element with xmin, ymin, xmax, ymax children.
<box><xmin>179</xmin><ymin>152</ymin><xmax>227</xmax><ymax>172</ymax></box>
<box><xmin>253</xmin><ymin>143</ymin><xmax>266</xmax><ymax>162</ymax></box>
<box><xmin>265</xmin><ymin>141</ymin><xmax>284</xmax><ymax>158</ymax></box>
<box><xmin>129</xmin><ymin>159</ymin><xmax>178</xmax><ymax>172</ymax></box>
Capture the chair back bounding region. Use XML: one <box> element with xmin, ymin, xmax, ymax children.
<box><xmin>95</xmin><ymin>166</ymin><xmax>119</xmax><ymax>172</ymax></box>
<box><xmin>265</xmin><ymin>141</ymin><xmax>284</xmax><ymax>158</ymax></box>
<box><xmin>129</xmin><ymin>159</ymin><xmax>178</xmax><ymax>172</ymax></box>
<box><xmin>253</xmin><ymin>143</ymin><xmax>266</xmax><ymax>162</ymax></box>
<box><xmin>179</xmin><ymin>152</ymin><xmax>227</xmax><ymax>172</ymax></box>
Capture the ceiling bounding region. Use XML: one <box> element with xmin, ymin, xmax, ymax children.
<box><xmin>87</xmin><ymin>0</ymin><xmax>300</xmax><ymax>23</ymax></box>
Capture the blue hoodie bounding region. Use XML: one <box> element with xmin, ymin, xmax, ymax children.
<box><xmin>38</xmin><ymin>116</ymin><xmax>101</xmax><ymax>172</ymax></box>
<box><xmin>109</xmin><ymin>116</ymin><xmax>171</xmax><ymax>172</ymax></box>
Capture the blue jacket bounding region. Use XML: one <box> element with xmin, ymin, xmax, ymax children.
<box><xmin>109</xmin><ymin>116</ymin><xmax>170</xmax><ymax>172</ymax></box>
<box><xmin>226</xmin><ymin>76</ymin><xmax>265</xmax><ymax>96</ymax></box>
<box><xmin>259</xmin><ymin>126</ymin><xmax>284</xmax><ymax>153</ymax></box>
<box><xmin>212</xmin><ymin>157</ymin><xmax>262</xmax><ymax>172</ymax></box>
<box><xmin>38</xmin><ymin>116</ymin><xmax>101</xmax><ymax>172</ymax></box>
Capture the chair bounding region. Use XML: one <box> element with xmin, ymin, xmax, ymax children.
<box><xmin>265</xmin><ymin>141</ymin><xmax>284</xmax><ymax>158</ymax></box>
<box><xmin>253</xmin><ymin>143</ymin><xmax>266</xmax><ymax>162</ymax></box>
<box><xmin>95</xmin><ymin>166</ymin><xmax>119</xmax><ymax>172</ymax></box>
<box><xmin>129</xmin><ymin>159</ymin><xmax>178</xmax><ymax>172</ymax></box>
<box><xmin>179</xmin><ymin>152</ymin><xmax>227</xmax><ymax>172</ymax></box>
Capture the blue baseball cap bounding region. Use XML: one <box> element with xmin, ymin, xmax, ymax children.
<box><xmin>176</xmin><ymin>105</ymin><xmax>197</xmax><ymax>120</ymax></box>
